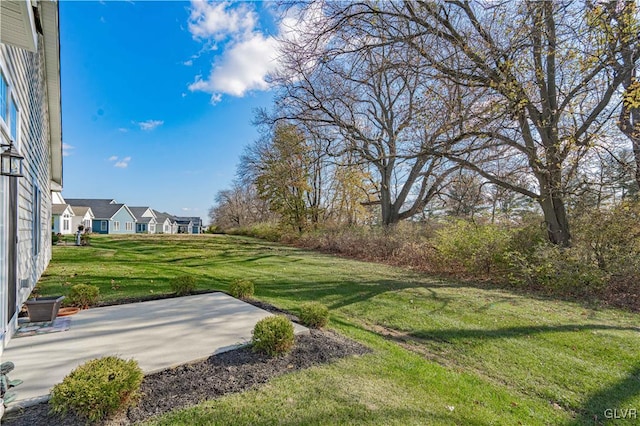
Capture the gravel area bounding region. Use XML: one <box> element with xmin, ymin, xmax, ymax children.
<box><xmin>3</xmin><ymin>300</ymin><xmax>369</xmax><ymax>426</ymax></box>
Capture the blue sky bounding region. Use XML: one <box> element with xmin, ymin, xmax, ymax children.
<box><xmin>60</xmin><ymin>1</ymin><xmax>284</xmax><ymax>221</ymax></box>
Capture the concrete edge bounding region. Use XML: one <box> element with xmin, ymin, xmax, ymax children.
<box><xmin>5</xmin><ymin>323</ymin><xmax>309</xmax><ymax>412</ymax></box>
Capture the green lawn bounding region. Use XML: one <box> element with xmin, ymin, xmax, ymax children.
<box><xmin>38</xmin><ymin>234</ymin><xmax>640</xmax><ymax>425</ymax></box>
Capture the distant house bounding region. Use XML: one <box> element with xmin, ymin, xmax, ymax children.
<box><xmin>70</xmin><ymin>206</ymin><xmax>94</xmax><ymax>233</ymax></box>
<box><xmin>66</xmin><ymin>199</ymin><xmax>136</xmax><ymax>234</ymax></box>
<box><xmin>52</xmin><ymin>204</ymin><xmax>74</xmax><ymax>235</ymax></box>
<box><xmin>129</xmin><ymin>207</ymin><xmax>157</xmax><ymax>234</ymax></box>
<box><xmin>1</xmin><ymin>0</ymin><xmax>63</xmax><ymax>354</ymax></box>
<box><xmin>175</xmin><ymin>216</ymin><xmax>203</xmax><ymax>234</ymax></box>
<box><xmin>153</xmin><ymin>210</ymin><xmax>177</xmax><ymax>234</ymax></box>
<box><xmin>175</xmin><ymin>217</ymin><xmax>193</xmax><ymax>234</ymax></box>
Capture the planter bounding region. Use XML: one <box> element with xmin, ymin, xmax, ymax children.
<box><xmin>24</xmin><ymin>296</ymin><xmax>65</xmax><ymax>322</ymax></box>
<box><xmin>57</xmin><ymin>307</ymin><xmax>80</xmax><ymax>317</ymax></box>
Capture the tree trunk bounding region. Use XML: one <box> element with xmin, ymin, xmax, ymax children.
<box><xmin>538</xmin><ymin>193</ymin><xmax>571</xmax><ymax>247</ymax></box>
<box><xmin>379</xmin><ymin>171</ymin><xmax>401</xmax><ymax>226</ymax></box>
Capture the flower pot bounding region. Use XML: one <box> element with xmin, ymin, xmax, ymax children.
<box><xmin>24</xmin><ymin>296</ymin><xmax>65</xmax><ymax>322</ymax></box>
<box><xmin>57</xmin><ymin>307</ymin><xmax>80</xmax><ymax>317</ymax></box>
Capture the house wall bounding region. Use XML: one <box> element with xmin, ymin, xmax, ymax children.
<box><xmin>92</xmin><ymin>220</ymin><xmax>109</xmax><ymax>234</ymax></box>
<box><xmin>109</xmin><ymin>208</ymin><xmax>136</xmax><ymax>234</ymax></box>
<box><xmin>71</xmin><ymin>213</ymin><xmax>91</xmax><ymax>232</ymax></box>
<box><xmin>0</xmin><ymin>39</ymin><xmax>54</xmax><ymax>351</ymax></box>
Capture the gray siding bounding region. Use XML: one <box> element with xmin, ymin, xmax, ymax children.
<box><xmin>1</xmin><ymin>36</ymin><xmax>53</xmax><ymax>345</ymax></box>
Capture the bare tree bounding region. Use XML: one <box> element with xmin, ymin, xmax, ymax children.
<box><xmin>272</xmin><ymin>6</ymin><xmax>461</xmax><ymax>225</ymax></box>
<box><xmin>386</xmin><ymin>0</ymin><xmax>639</xmax><ymax>245</ymax></box>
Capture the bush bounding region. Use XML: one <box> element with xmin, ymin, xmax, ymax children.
<box><xmin>298</xmin><ymin>302</ymin><xmax>329</xmax><ymax>328</ymax></box>
<box><xmin>252</xmin><ymin>315</ymin><xmax>295</xmax><ymax>356</ymax></box>
<box><xmin>229</xmin><ymin>222</ymin><xmax>284</xmax><ymax>242</ymax></box>
<box><xmin>434</xmin><ymin>220</ymin><xmax>512</xmax><ymax>275</ymax></box>
<box><xmin>68</xmin><ymin>284</ymin><xmax>99</xmax><ymax>309</ymax></box>
<box><xmin>51</xmin><ymin>232</ymin><xmax>60</xmax><ymax>245</ymax></box>
<box><xmin>170</xmin><ymin>275</ymin><xmax>196</xmax><ymax>296</ymax></box>
<box><xmin>49</xmin><ymin>356</ymin><xmax>143</xmax><ymax>423</ymax></box>
<box><xmin>80</xmin><ymin>232</ymin><xmax>90</xmax><ymax>246</ymax></box>
<box><xmin>229</xmin><ymin>279</ymin><xmax>254</xmax><ymax>299</ymax></box>
<box><xmin>507</xmin><ymin>244</ymin><xmax>606</xmax><ymax>296</ymax></box>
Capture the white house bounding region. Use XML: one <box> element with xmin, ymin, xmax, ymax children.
<box><xmin>70</xmin><ymin>206</ymin><xmax>94</xmax><ymax>233</ymax></box>
<box><xmin>52</xmin><ymin>204</ymin><xmax>74</xmax><ymax>235</ymax></box>
<box><xmin>153</xmin><ymin>210</ymin><xmax>177</xmax><ymax>234</ymax></box>
<box><xmin>0</xmin><ymin>0</ymin><xmax>62</xmax><ymax>354</ymax></box>
<box><xmin>129</xmin><ymin>207</ymin><xmax>158</xmax><ymax>234</ymax></box>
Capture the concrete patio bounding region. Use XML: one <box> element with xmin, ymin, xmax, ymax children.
<box><xmin>3</xmin><ymin>292</ymin><xmax>308</xmax><ymax>410</ymax></box>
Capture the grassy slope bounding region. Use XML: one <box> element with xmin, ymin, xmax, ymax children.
<box><xmin>38</xmin><ymin>235</ymin><xmax>640</xmax><ymax>425</ymax></box>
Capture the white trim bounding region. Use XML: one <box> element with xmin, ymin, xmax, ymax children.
<box><xmin>0</xmin><ymin>59</ymin><xmax>22</xmax><ymax>151</ymax></box>
<box><xmin>0</xmin><ymin>0</ymin><xmax>38</xmax><ymax>52</ymax></box>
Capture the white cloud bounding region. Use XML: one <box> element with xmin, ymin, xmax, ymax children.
<box><xmin>188</xmin><ymin>1</ymin><xmax>257</xmax><ymax>42</ymax></box>
<box><xmin>134</xmin><ymin>120</ymin><xmax>164</xmax><ymax>131</ymax></box>
<box><xmin>118</xmin><ymin>127</ymin><xmax>128</xmax><ymax>133</ymax></box>
<box><xmin>183</xmin><ymin>59</ymin><xmax>193</xmax><ymax>66</ymax></box>
<box><xmin>114</xmin><ymin>156</ymin><xmax>132</xmax><ymax>169</ymax></box>
<box><xmin>108</xmin><ymin>155</ymin><xmax>131</xmax><ymax>168</ymax></box>
<box><xmin>187</xmin><ymin>1</ymin><xmax>281</xmax><ymax>102</ymax></box>
<box><xmin>187</xmin><ymin>1</ymin><xmax>322</xmax><ymax>103</ymax></box>
<box><xmin>188</xmin><ymin>33</ymin><xmax>278</xmax><ymax>100</ymax></box>
<box><xmin>181</xmin><ymin>207</ymin><xmax>191</xmax><ymax>212</ymax></box>
<box><xmin>62</xmin><ymin>143</ymin><xmax>74</xmax><ymax>157</ymax></box>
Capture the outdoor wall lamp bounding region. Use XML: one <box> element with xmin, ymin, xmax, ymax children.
<box><xmin>0</xmin><ymin>142</ymin><xmax>24</xmax><ymax>177</ymax></box>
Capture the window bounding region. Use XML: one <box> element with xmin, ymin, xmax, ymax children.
<box><xmin>9</xmin><ymin>96</ymin><xmax>17</xmax><ymax>141</ymax></box>
<box><xmin>32</xmin><ymin>186</ymin><xmax>41</xmax><ymax>256</ymax></box>
<box><xmin>0</xmin><ymin>71</ymin><xmax>6</xmax><ymax>124</ymax></box>
<box><xmin>101</xmin><ymin>221</ymin><xmax>107</xmax><ymax>231</ymax></box>
<box><xmin>0</xmin><ymin>70</ymin><xmax>19</xmax><ymax>143</ymax></box>
<box><xmin>84</xmin><ymin>219</ymin><xmax>91</xmax><ymax>229</ymax></box>
<box><xmin>126</xmin><ymin>222</ymin><xmax>133</xmax><ymax>231</ymax></box>
<box><xmin>149</xmin><ymin>224</ymin><xmax>155</xmax><ymax>233</ymax></box>
<box><xmin>63</xmin><ymin>218</ymin><xmax>69</xmax><ymax>231</ymax></box>
<box><xmin>113</xmin><ymin>221</ymin><xmax>120</xmax><ymax>231</ymax></box>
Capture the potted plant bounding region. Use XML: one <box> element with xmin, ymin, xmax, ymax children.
<box><xmin>24</xmin><ymin>295</ymin><xmax>65</xmax><ymax>322</ymax></box>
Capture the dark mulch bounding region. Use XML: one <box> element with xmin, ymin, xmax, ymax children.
<box><xmin>3</xmin><ymin>302</ymin><xmax>369</xmax><ymax>426</ymax></box>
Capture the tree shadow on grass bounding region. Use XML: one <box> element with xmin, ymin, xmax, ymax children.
<box><xmin>407</xmin><ymin>323</ymin><xmax>639</xmax><ymax>344</ymax></box>
<box><xmin>366</xmin><ymin>322</ymin><xmax>640</xmax><ymax>425</ymax></box>
<box><xmin>568</xmin><ymin>365</ymin><xmax>640</xmax><ymax>426</ymax></box>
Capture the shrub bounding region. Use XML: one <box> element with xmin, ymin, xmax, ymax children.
<box><xmin>68</xmin><ymin>284</ymin><xmax>99</xmax><ymax>309</ymax></box>
<box><xmin>507</xmin><ymin>244</ymin><xmax>606</xmax><ymax>296</ymax></box>
<box><xmin>51</xmin><ymin>232</ymin><xmax>60</xmax><ymax>245</ymax></box>
<box><xmin>299</xmin><ymin>302</ymin><xmax>329</xmax><ymax>328</ymax></box>
<box><xmin>170</xmin><ymin>275</ymin><xmax>196</xmax><ymax>296</ymax></box>
<box><xmin>434</xmin><ymin>220</ymin><xmax>512</xmax><ymax>275</ymax></box>
<box><xmin>252</xmin><ymin>315</ymin><xmax>295</xmax><ymax>356</ymax></box>
<box><xmin>229</xmin><ymin>279</ymin><xmax>254</xmax><ymax>299</ymax></box>
<box><xmin>49</xmin><ymin>356</ymin><xmax>143</xmax><ymax>423</ymax></box>
<box><xmin>80</xmin><ymin>232</ymin><xmax>91</xmax><ymax>246</ymax></box>
<box><xmin>229</xmin><ymin>222</ymin><xmax>283</xmax><ymax>242</ymax></box>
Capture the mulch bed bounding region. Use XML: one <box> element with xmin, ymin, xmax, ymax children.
<box><xmin>3</xmin><ymin>301</ymin><xmax>370</xmax><ymax>426</ymax></box>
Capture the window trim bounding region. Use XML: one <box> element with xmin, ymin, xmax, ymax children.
<box><xmin>0</xmin><ymin>61</ymin><xmax>21</xmax><ymax>149</ymax></box>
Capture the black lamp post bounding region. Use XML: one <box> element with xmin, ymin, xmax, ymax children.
<box><xmin>0</xmin><ymin>142</ymin><xmax>24</xmax><ymax>177</ymax></box>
